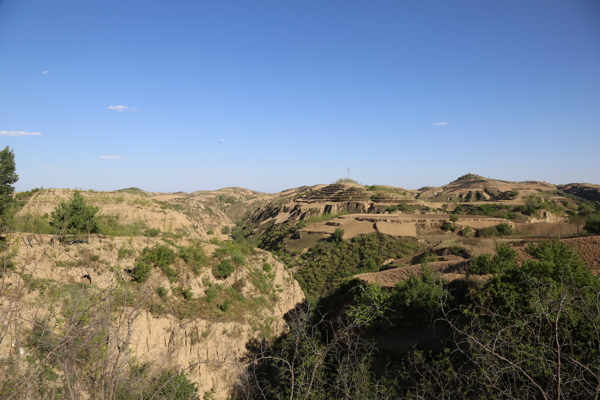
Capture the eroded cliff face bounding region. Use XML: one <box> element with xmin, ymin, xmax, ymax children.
<box><xmin>126</xmin><ymin>252</ymin><xmax>304</xmax><ymax>399</ymax></box>
<box><xmin>0</xmin><ymin>236</ymin><xmax>304</xmax><ymax>399</ymax></box>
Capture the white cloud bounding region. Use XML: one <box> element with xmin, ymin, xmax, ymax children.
<box><xmin>218</xmin><ymin>138</ymin><xmax>226</xmax><ymax>142</ymax></box>
<box><xmin>107</xmin><ymin>105</ymin><xmax>129</xmax><ymax>112</ymax></box>
<box><xmin>99</xmin><ymin>156</ymin><xmax>125</xmax><ymax>159</ymax></box>
<box><xmin>42</xmin><ymin>70</ymin><xmax>48</xmax><ymax>74</ymax></box>
<box><xmin>433</xmin><ymin>122</ymin><xmax>449</xmax><ymax>125</ymax></box>
<box><xmin>0</xmin><ymin>131</ymin><xmax>42</xmax><ymax>136</ymax></box>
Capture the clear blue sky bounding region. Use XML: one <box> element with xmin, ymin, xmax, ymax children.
<box><xmin>1</xmin><ymin>0</ymin><xmax>599</xmax><ymax>193</ymax></box>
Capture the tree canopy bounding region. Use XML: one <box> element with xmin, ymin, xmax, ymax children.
<box><xmin>50</xmin><ymin>190</ymin><xmax>100</xmax><ymax>235</ymax></box>
<box><xmin>0</xmin><ymin>146</ymin><xmax>18</xmax><ymax>230</ymax></box>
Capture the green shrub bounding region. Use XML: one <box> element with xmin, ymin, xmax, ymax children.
<box><xmin>50</xmin><ymin>190</ymin><xmax>100</xmax><ymax>234</ymax></box>
<box><xmin>214</xmin><ymin>259</ymin><xmax>235</xmax><ymax>279</ymax></box>
<box><xmin>469</xmin><ymin>242</ymin><xmax>517</xmax><ymax>275</ymax></box>
<box><xmin>231</xmin><ymin>249</ymin><xmax>246</xmax><ymax>265</ymax></box>
<box><xmin>391</xmin><ymin>268</ymin><xmax>449</xmax><ymax>326</ymax></box>
<box><xmin>460</xmin><ymin>226</ymin><xmax>474</xmax><ymax>237</ymax></box>
<box><xmin>132</xmin><ymin>262</ymin><xmax>152</xmax><ymax>283</ymax></box>
<box><xmin>330</xmin><ymin>228</ymin><xmax>345</xmax><ymax>243</ymax></box>
<box><xmin>441</xmin><ymin>221</ymin><xmax>454</xmax><ymax>231</ymax></box>
<box><xmin>584</xmin><ymin>217</ymin><xmax>600</xmax><ymax>234</ymax></box>
<box><xmin>118</xmin><ymin>245</ymin><xmax>134</xmax><ymax>260</ymax></box>
<box><xmin>496</xmin><ymin>222</ymin><xmax>513</xmax><ymax>236</ymax></box>
<box><xmin>179</xmin><ymin>244</ymin><xmax>208</xmax><ymax>274</ymax></box>
<box><xmin>156</xmin><ymin>287</ymin><xmax>168</xmax><ymax>297</ymax></box>
<box><xmin>143</xmin><ymin>228</ymin><xmax>161</xmax><ymax>237</ymax></box>
<box><xmin>478</xmin><ymin>222</ymin><xmax>514</xmax><ymax>237</ymax></box>
<box><xmin>221</xmin><ymin>226</ymin><xmax>231</xmax><ymax>234</ymax></box>
<box><xmin>207</xmin><ymin>229</ymin><xmax>215</xmax><ymax>235</ymax></box>
<box><xmin>173</xmin><ymin>287</ymin><xmax>193</xmax><ymax>300</ymax></box>
<box><xmin>138</xmin><ymin>244</ymin><xmax>178</xmax><ymax>281</ymax></box>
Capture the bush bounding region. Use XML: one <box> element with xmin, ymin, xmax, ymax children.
<box><xmin>391</xmin><ymin>268</ymin><xmax>449</xmax><ymax>326</ymax></box>
<box><xmin>441</xmin><ymin>221</ymin><xmax>454</xmax><ymax>232</ymax></box>
<box><xmin>50</xmin><ymin>190</ymin><xmax>100</xmax><ymax>235</ymax></box>
<box><xmin>460</xmin><ymin>226</ymin><xmax>474</xmax><ymax>237</ymax></box>
<box><xmin>214</xmin><ymin>259</ymin><xmax>235</xmax><ymax>279</ymax></box>
<box><xmin>138</xmin><ymin>244</ymin><xmax>178</xmax><ymax>281</ymax></box>
<box><xmin>584</xmin><ymin>217</ymin><xmax>600</xmax><ymax>234</ymax></box>
<box><xmin>207</xmin><ymin>229</ymin><xmax>215</xmax><ymax>235</ymax></box>
<box><xmin>221</xmin><ymin>226</ymin><xmax>231</xmax><ymax>234</ymax></box>
<box><xmin>179</xmin><ymin>244</ymin><xmax>208</xmax><ymax>275</ymax></box>
<box><xmin>143</xmin><ymin>228</ymin><xmax>161</xmax><ymax>237</ymax></box>
<box><xmin>496</xmin><ymin>222</ymin><xmax>513</xmax><ymax>236</ymax></box>
<box><xmin>132</xmin><ymin>262</ymin><xmax>152</xmax><ymax>283</ymax></box>
<box><xmin>478</xmin><ymin>222</ymin><xmax>514</xmax><ymax>237</ymax></box>
<box><xmin>468</xmin><ymin>242</ymin><xmax>517</xmax><ymax>275</ymax></box>
<box><xmin>156</xmin><ymin>287</ymin><xmax>168</xmax><ymax>297</ymax></box>
<box><xmin>330</xmin><ymin>228</ymin><xmax>345</xmax><ymax>243</ymax></box>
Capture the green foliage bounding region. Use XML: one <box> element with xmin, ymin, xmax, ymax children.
<box><xmin>118</xmin><ymin>245</ymin><xmax>135</xmax><ymax>260</ymax></box>
<box><xmin>207</xmin><ymin>229</ymin><xmax>215</xmax><ymax>235</ymax></box>
<box><xmin>295</xmin><ymin>233</ymin><xmax>420</xmax><ymax>303</ymax></box>
<box><xmin>136</xmin><ymin>244</ymin><xmax>178</xmax><ymax>281</ymax></box>
<box><xmin>132</xmin><ymin>262</ymin><xmax>152</xmax><ymax>283</ymax></box>
<box><xmin>221</xmin><ymin>225</ymin><xmax>231</xmax><ymax>234</ymax></box>
<box><xmin>214</xmin><ymin>259</ymin><xmax>235</xmax><ymax>279</ymax></box>
<box><xmin>245</xmin><ymin>305</ymin><xmax>396</xmax><ymax>400</ymax></box>
<box><xmin>173</xmin><ymin>286</ymin><xmax>194</xmax><ymax>300</ymax></box>
<box><xmin>115</xmin><ymin>367</ymin><xmax>199</xmax><ymax>400</ymax></box>
<box><xmin>179</xmin><ymin>243</ymin><xmax>208</xmax><ymax>274</ymax></box>
<box><xmin>468</xmin><ymin>241</ymin><xmax>517</xmax><ymax>275</ymax></box>
<box><xmin>330</xmin><ymin>227</ymin><xmax>345</xmax><ymax>243</ymax></box>
<box><xmin>424</xmin><ymin>239</ymin><xmax>600</xmax><ymax>399</ymax></box>
<box><xmin>12</xmin><ymin>211</ymin><xmax>53</xmax><ymax>234</ymax></box>
<box><xmin>477</xmin><ymin>222</ymin><xmax>514</xmax><ymax>237</ymax></box>
<box><xmin>390</xmin><ymin>268</ymin><xmax>448</xmax><ymax>326</ymax></box>
<box><xmin>584</xmin><ymin>215</ymin><xmax>600</xmax><ymax>234</ymax></box>
<box><xmin>459</xmin><ymin>226</ymin><xmax>473</xmax><ymax>237</ymax></box>
<box><xmin>346</xmin><ymin>283</ymin><xmax>392</xmax><ymax>328</ymax></box>
<box><xmin>97</xmin><ymin>214</ymin><xmax>150</xmax><ymax>236</ymax></box>
<box><xmin>0</xmin><ymin>146</ymin><xmax>18</xmax><ymax>230</ymax></box>
<box><xmin>156</xmin><ymin>286</ymin><xmax>168</xmax><ymax>297</ymax></box>
<box><xmin>143</xmin><ymin>228</ymin><xmax>161</xmax><ymax>237</ymax></box>
<box><xmin>50</xmin><ymin>190</ymin><xmax>100</xmax><ymax>235</ymax></box>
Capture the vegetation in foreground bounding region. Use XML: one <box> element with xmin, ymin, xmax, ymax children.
<box><xmin>239</xmin><ymin>239</ymin><xmax>600</xmax><ymax>399</ymax></box>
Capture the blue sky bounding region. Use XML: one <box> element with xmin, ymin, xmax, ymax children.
<box><xmin>1</xmin><ymin>0</ymin><xmax>599</xmax><ymax>193</ymax></box>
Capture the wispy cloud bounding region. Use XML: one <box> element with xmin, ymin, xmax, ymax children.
<box><xmin>0</xmin><ymin>131</ymin><xmax>42</xmax><ymax>136</ymax></box>
<box><xmin>42</xmin><ymin>70</ymin><xmax>48</xmax><ymax>74</ymax></box>
<box><xmin>107</xmin><ymin>105</ymin><xmax>129</xmax><ymax>112</ymax></box>
<box><xmin>433</xmin><ymin>122</ymin><xmax>449</xmax><ymax>125</ymax></box>
<box><xmin>218</xmin><ymin>138</ymin><xmax>226</xmax><ymax>142</ymax></box>
<box><xmin>99</xmin><ymin>156</ymin><xmax>125</xmax><ymax>159</ymax></box>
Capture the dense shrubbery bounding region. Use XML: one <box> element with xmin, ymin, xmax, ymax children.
<box><xmin>132</xmin><ymin>244</ymin><xmax>178</xmax><ymax>282</ymax></box>
<box><xmin>295</xmin><ymin>232</ymin><xmax>420</xmax><ymax>303</ymax></box>
<box><xmin>243</xmin><ymin>239</ymin><xmax>600</xmax><ymax>400</ymax></box>
<box><xmin>347</xmin><ymin>267</ymin><xmax>448</xmax><ymax>329</ymax></box>
<box><xmin>468</xmin><ymin>241</ymin><xmax>517</xmax><ymax>274</ymax></box>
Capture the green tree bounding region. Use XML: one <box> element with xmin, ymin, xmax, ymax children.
<box><xmin>0</xmin><ymin>146</ymin><xmax>18</xmax><ymax>232</ymax></box>
<box><xmin>50</xmin><ymin>190</ymin><xmax>100</xmax><ymax>235</ymax></box>
<box><xmin>330</xmin><ymin>228</ymin><xmax>345</xmax><ymax>243</ymax></box>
